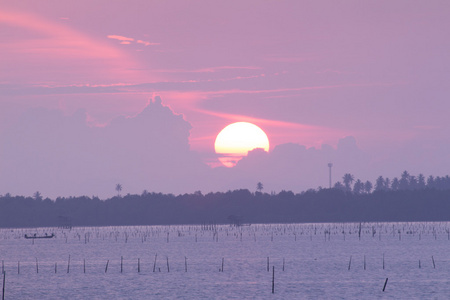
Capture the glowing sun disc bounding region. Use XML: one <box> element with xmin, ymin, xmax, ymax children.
<box><xmin>214</xmin><ymin>122</ymin><xmax>269</xmax><ymax>167</ymax></box>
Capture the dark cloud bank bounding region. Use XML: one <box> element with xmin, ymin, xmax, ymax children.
<box><xmin>0</xmin><ymin>97</ymin><xmax>370</xmax><ymax>199</ymax></box>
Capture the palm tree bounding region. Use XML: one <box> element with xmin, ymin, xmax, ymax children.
<box><xmin>353</xmin><ymin>179</ymin><xmax>363</xmax><ymax>194</ymax></box>
<box><xmin>364</xmin><ymin>181</ymin><xmax>373</xmax><ymax>194</ymax></box>
<box><xmin>409</xmin><ymin>175</ymin><xmax>418</xmax><ymax>190</ymax></box>
<box><xmin>333</xmin><ymin>181</ymin><xmax>345</xmax><ymax>191</ymax></box>
<box><xmin>426</xmin><ymin>175</ymin><xmax>434</xmax><ymax>188</ymax></box>
<box><xmin>115</xmin><ymin>184</ymin><xmax>123</xmax><ymax>197</ymax></box>
<box><xmin>375</xmin><ymin>176</ymin><xmax>385</xmax><ymax>191</ymax></box>
<box><xmin>418</xmin><ymin>174</ymin><xmax>426</xmax><ymax>189</ymax></box>
<box><xmin>391</xmin><ymin>177</ymin><xmax>400</xmax><ymax>190</ymax></box>
<box><xmin>399</xmin><ymin>171</ymin><xmax>410</xmax><ymax>190</ymax></box>
<box><xmin>256</xmin><ymin>182</ymin><xmax>263</xmax><ymax>193</ymax></box>
<box><xmin>342</xmin><ymin>173</ymin><xmax>355</xmax><ymax>192</ymax></box>
<box><xmin>384</xmin><ymin>178</ymin><xmax>391</xmax><ymax>190</ymax></box>
<box><xmin>33</xmin><ymin>191</ymin><xmax>43</xmax><ymax>201</ymax></box>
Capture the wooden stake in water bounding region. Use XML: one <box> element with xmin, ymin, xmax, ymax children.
<box><xmin>153</xmin><ymin>254</ymin><xmax>157</xmax><ymax>272</ymax></box>
<box><xmin>84</xmin><ymin>259</ymin><xmax>86</xmax><ymax>273</ymax></box>
<box><xmin>221</xmin><ymin>258</ymin><xmax>224</xmax><ymax>272</ymax></box>
<box><xmin>382</xmin><ymin>253</ymin><xmax>385</xmax><ymax>270</ymax></box>
<box><xmin>419</xmin><ymin>259</ymin><xmax>421</xmax><ymax>269</ymax></box>
<box><xmin>138</xmin><ymin>258</ymin><xmax>140</xmax><ymax>273</ymax></box>
<box><xmin>267</xmin><ymin>257</ymin><xmax>269</xmax><ymax>272</ymax></box>
<box><xmin>272</xmin><ymin>266</ymin><xmax>275</xmax><ymax>294</ymax></box>
<box><xmin>121</xmin><ymin>256</ymin><xmax>123</xmax><ymax>273</ymax></box>
<box><xmin>2</xmin><ymin>271</ymin><xmax>5</xmax><ymax>300</ymax></box>
<box><xmin>105</xmin><ymin>260</ymin><xmax>109</xmax><ymax>273</ymax></box>
<box><xmin>364</xmin><ymin>255</ymin><xmax>366</xmax><ymax>270</ymax></box>
<box><xmin>166</xmin><ymin>257</ymin><xmax>170</xmax><ymax>272</ymax></box>
<box><xmin>282</xmin><ymin>258</ymin><xmax>285</xmax><ymax>271</ymax></box>
<box><xmin>35</xmin><ymin>258</ymin><xmax>38</xmax><ymax>273</ymax></box>
<box><xmin>55</xmin><ymin>263</ymin><xmax>57</xmax><ymax>273</ymax></box>
<box><xmin>17</xmin><ymin>262</ymin><xmax>19</xmax><ymax>275</ymax></box>
<box><xmin>184</xmin><ymin>257</ymin><xmax>187</xmax><ymax>272</ymax></box>
<box><xmin>67</xmin><ymin>255</ymin><xmax>70</xmax><ymax>274</ymax></box>
<box><xmin>348</xmin><ymin>256</ymin><xmax>352</xmax><ymax>270</ymax></box>
<box><xmin>382</xmin><ymin>278</ymin><xmax>388</xmax><ymax>292</ymax></box>
<box><xmin>432</xmin><ymin>256</ymin><xmax>436</xmax><ymax>269</ymax></box>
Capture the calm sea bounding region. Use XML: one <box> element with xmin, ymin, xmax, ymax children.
<box><xmin>1</xmin><ymin>222</ymin><xmax>449</xmax><ymax>299</ymax></box>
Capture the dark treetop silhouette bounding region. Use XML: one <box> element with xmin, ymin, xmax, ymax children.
<box><xmin>2</xmin><ymin>171</ymin><xmax>450</xmax><ymax>228</ymax></box>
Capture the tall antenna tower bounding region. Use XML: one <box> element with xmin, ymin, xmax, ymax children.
<box><xmin>328</xmin><ymin>163</ymin><xmax>333</xmax><ymax>189</ymax></box>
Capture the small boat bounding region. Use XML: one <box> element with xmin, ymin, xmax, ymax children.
<box><xmin>24</xmin><ymin>233</ymin><xmax>55</xmax><ymax>239</ymax></box>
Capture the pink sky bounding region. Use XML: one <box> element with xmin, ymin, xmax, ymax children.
<box><xmin>1</xmin><ymin>1</ymin><xmax>450</xmax><ymax>197</ymax></box>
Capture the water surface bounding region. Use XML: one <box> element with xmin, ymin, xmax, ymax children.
<box><xmin>1</xmin><ymin>222</ymin><xmax>449</xmax><ymax>299</ymax></box>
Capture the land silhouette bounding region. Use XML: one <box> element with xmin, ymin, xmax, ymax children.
<box><xmin>1</xmin><ymin>171</ymin><xmax>450</xmax><ymax>228</ymax></box>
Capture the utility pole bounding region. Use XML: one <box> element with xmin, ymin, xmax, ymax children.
<box><xmin>328</xmin><ymin>163</ymin><xmax>333</xmax><ymax>188</ymax></box>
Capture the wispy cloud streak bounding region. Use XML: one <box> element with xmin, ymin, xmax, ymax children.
<box><xmin>107</xmin><ymin>35</ymin><xmax>159</xmax><ymax>46</ymax></box>
<box><xmin>192</xmin><ymin>108</ymin><xmax>320</xmax><ymax>130</ymax></box>
<box><xmin>0</xmin><ymin>9</ymin><xmax>154</xmax><ymax>84</ymax></box>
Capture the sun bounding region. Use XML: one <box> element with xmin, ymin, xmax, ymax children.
<box><xmin>214</xmin><ymin>122</ymin><xmax>270</xmax><ymax>167</ymax></box>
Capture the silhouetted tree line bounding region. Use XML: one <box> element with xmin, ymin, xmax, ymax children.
<box><xmin>333</xmin><ymin>171</ymin><xmax>450</xmax><ymax>194</ymax></box>
<box><xmin>1</xmin><ymin>171</ymin><xmax>450</xmax><ymax>228</ymax></box>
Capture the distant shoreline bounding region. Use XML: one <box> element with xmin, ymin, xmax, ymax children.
<box><xmin>2</xmin><ymin>188</ymin><xmax>450</xmax><ymax>228</ymax></box>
